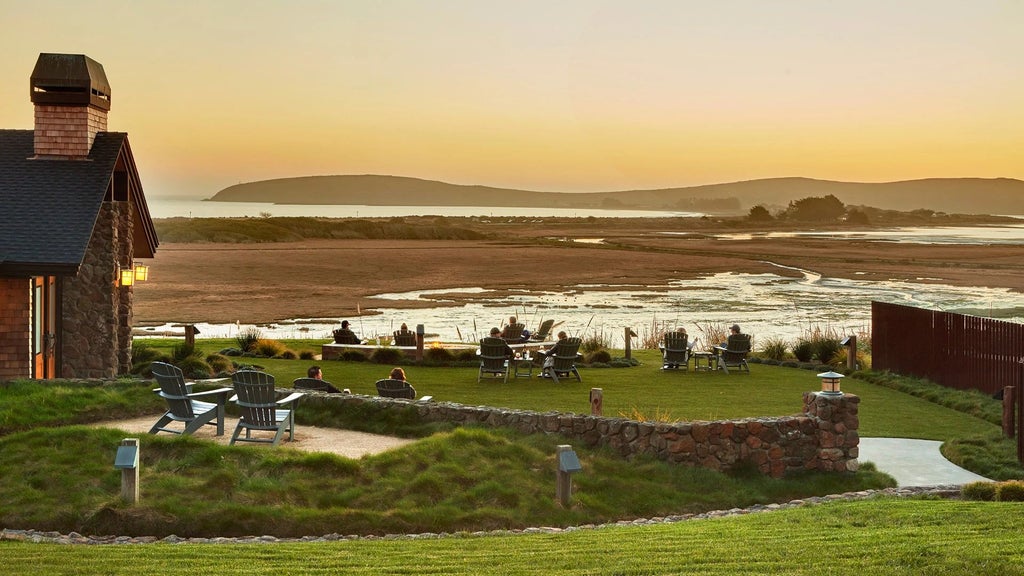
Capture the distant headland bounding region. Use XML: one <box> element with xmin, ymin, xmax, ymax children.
<box><xmin>208</xmin><ymin>175</ymin><xmax>1024</xmax><ymax>216</ymax></box>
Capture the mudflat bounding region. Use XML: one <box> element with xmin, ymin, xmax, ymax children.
<box><xmin>133</xmin><ymin>225</ymin><xmax>1024</xmax><ymax>325</ymax></box>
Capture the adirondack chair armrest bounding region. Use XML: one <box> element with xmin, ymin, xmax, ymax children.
<box><xmin>713</xmin><ymin>345</ymin><xmax>727</xmax><ymax>353</ymax></box>
<box><xmin>417</xmin><ymin>395</ymin><xmax>434</xmax><ymax>403</ymax></box>
<box><xmin>276</xmin><ymin>392</ymin><xmax>305</xmax><ymax>406</ymax></box>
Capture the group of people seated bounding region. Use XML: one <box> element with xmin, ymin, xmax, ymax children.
<box><xmin>300</xmin><ymin>364</ymin><xmax>416</xmax><ymax>396</ymax></box>
<box><xmin>487</xmin><ymin>325</ymin><xmax>568</xmax><ymax>376</ymax></box>
<box><xmin>661</xmin><ymin>323</ymin><xmax>751</xmax><ymax>369</ymax></box>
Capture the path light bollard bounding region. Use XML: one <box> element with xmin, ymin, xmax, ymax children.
<box><xmin>556</xmin><ymin>445</ymin><xmax>582</xmax><ymax>507</ymax></box>
<box><xmin>840</xmin><ymin>335</ymin><xmax>857</xmax><ymax>371</ymax></box>
<box><xmin>114</xmin><ymin>438</ymin><xmax>140</xmax><ymax>504</ymax></box>
<box><xmin>415</xmin><ymin>324</ymin><xmax>425</xmax><ymax>362</ymax></box>
<box><xmin>590</xmin><ymin>388</ymin><xmax>603</xmax><ymax>416</ymax></box>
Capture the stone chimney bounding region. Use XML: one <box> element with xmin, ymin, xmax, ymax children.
<box><xmin>30</xmin><ymin>53</ymin><xmax>111</xmax><ymax>159</ymax></box>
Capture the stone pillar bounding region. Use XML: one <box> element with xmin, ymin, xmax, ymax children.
<box><xmin>61</xmin><ymin>202</ymin><xmax>133</xmax><ymax>378</ymax></box>
<box><xmin>803</xmin><ymin>392</ymin><xmax>860</xmax><ymax>472</ymax></box>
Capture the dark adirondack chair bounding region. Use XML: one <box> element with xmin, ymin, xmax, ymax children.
<box><xmin>547</xmin><ymin>337</ymin><xmax>583</xmax><ymax>384</ymax></box>
<box><xmin>661</xmin><ymin>333</ymin><xmax>690</xmax><ymax>370</ymax></box>
<box><xmin>230</xmin><ymin>370</ymin><xmax>304</xmax><ymax>446</ymax></box>
<box><xmin>375</xmin><ymin>378</ymin><xmax>416</xmax><ymax>399</ymax></box>
<box><xmin>478</xmin><ymin>336</ymin><xmax>512</xmax><ymax>383</ymax></box>
<box><xmin>292</xmin><ymin>377</ymin><xmax>342</xmax><ymax>393</ymax></box>
<box><xmin>393</xmin><ymin>330</ymin><xmax>417</xmax><ymax>346</ymax></box>
<box><xmin>715</xmin><ymin>334</ymin><xmax>752</xmax><ymax>374</ymax></box>
<box><xmin>148</xmin><ymin>361</ymin><xmax>232</xmax><ymax>436</ymax></box>
<box><xmin>530</xmin><ymin>319</ymin><xmax>555</xmax><ymax>342</ymax></box>
<box><xmin>501</xmin><ymin>323</ymin><xmax>526</xmax><ymax>344</ymax></box>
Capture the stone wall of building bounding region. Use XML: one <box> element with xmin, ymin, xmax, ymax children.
<box><xmin>296</xmin><ymin>390</ymin><xmax>860</xmax><ymax>477</ymax></box>
<box><xmin>0</xmin><ymin>278</ymin><xmax>31</xmax><ymax>381</ymax></box>
<box><xmin>61</xmin><ymin>201</ymin><xmax>133</xmax><ymax>378</ymax></box>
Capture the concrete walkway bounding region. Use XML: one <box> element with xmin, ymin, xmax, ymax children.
<box><xmin>858</xmin><ymin>437</ymin><xmax>991</xmax><ymax>487</ymax></box>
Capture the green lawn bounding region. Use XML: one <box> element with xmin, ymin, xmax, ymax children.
<box><xmin>2</xmin><ymin>499</ymin><xmax>1024</xmax><ymax>575</ymax></box>
<box><xmin>136</xmin><ymin>339</ymin><xmax>995</xmax><ymax>441</ymax></box>
<box><xmin>2</xmin><ymin>339</ymin><xmax>1019</xmax><ymax>573</ymax></box>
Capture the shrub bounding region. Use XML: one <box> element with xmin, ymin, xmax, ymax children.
<box><xmin>996</xmin><ymin>481</ymin><xmax>1024</xmax><ymax>502</ymax></box>
<box><xmin>205</xmin><ymin>353</ymin><xmax>233</xmax><ymax>374</ymax></box>
<box><xmin>813</xmin><ymin>337</ymin><xmax>843</xmax><ymax>364</ymax></box>
<box><xmin>586</xmin><ymin>349</ymin><xmax>612</xmax><ymax>364</ymax></box>
<box><xmin>254</xmin><ymin>339</ymin><xmax>287</xmax><ymax>358</ymax></box>
<box><xmin>236</xmin><ymin>327</ymin><xmax>263</xmax><ymax>353</ymax></box>
<box><xmin>370</xmin><ymin>347</ymin><xmax>404</xmax><ymax>365</ymax></box>
<box><xmin>279</xmin><ymin>350</ymin><xmax>298</xmax><ymax>360</ymax></box>
<box><xmin>581</xmin><ymin>330</ymin><xmax>612</xmax><ymax>354</ymax></box>
<box><xmin>299</xmin><ymin>350</ymin><xmax>316</xmax><ymax>360</ymax></box>
<box><xmin>424</xmin><ymin>346</ymin><xmax>454</xmax><ymax>364</ymax></box>
<box><xmin>339</xmin><ymin>351</ymin><xmax>368</xmax><ymax>362</ymax></box>
<box><xmin>218</xmin><ymin>347</ymin><xmax>244</xmax><ymax>357</ymax></box>
<box><xmin>455</xmin><ymin>349</ymin><xmax>478</xmax><ymax>362</ymax></box>
<box><xmin>759</xmin><ymin>336</ymin><xmax>788</xmax><ymax>361</ymax></box>
<box><xmin>130</xmin><ymin>343</ymin><xmax>166</xmax><ymax>375</ymax></box>
<box><xmin>792</xmin><ymin>339</ymin><xmax>814</xmax><ymax>362</ymax></box>
<box><xmin>177</xmin><ymin>356</ymin><xmax>213</xmax><ymax>379</ymax></box>
<box><xmin>961</xmin><ymin>481</ymin><xmax>997</xmax><ymax>501</ymax></box>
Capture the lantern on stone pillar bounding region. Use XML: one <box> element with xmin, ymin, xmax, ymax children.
<box><xmin>119</xmin><ymin>268</ymin><xmax>135</xmax><ymax>287</ymax></box>
<box><xmin>817</xmin><ymin>371</ymin><xmax>844</xmax><ymax>396</ymax></box>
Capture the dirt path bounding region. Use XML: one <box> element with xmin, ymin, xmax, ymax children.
<box><xmin>91</xmin><ymin>415</ymin><xmax>415</xmax><ymax>458</ymax></box>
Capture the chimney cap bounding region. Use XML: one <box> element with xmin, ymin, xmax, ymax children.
<box><xmin>30</xmin><ymin>53</ymin><xmax>111</xmax><ymax>110</ymax></box>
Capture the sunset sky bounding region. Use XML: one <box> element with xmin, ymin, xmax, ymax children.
<box><xmin>1</xmin><ymin>1</ymin><xmax>1021</xmax><ymax>198</ymax></box>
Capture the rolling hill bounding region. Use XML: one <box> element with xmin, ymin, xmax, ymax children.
<box><xmin>208</xmin><ymin>175</ymin><xmax>1024</xmax><ymax>215</ymax></box>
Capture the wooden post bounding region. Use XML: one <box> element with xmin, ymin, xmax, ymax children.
<box><xmin>845</xmin><ymin>335</ymin><xmax>857</xmax><ymax>371</ymax></box>
<box><xmin>1017</xmin><ymin>359</ymin><xmax>1024</xmax><ymax>463</ymax></box>
<box><xmin>118</xmin><ymin>438</ymin><xmax>140</xmax><ymax>504</ymax></box>
<box><xmin>556</xmin><ymin>445</ymin><xmax>572</xmax><ymax>507</ymax></box>
<box><xmin>624</xmin><ymin>327</ymin><xmax>637</xmax><ymax>360</ymax></box>
<box><xmin>590</xmin><ymin>388</ymin><xmax>603</xmax><ymax>416</ymax></box>
<box><xmin>415</xmin><ymin>324</ymin><xmax>425</xmax><ymax>362</ymax></box>
<box><xmin>1003</xmin><ymin>386</ymin><xmax>1015</xmax><ymax>438</ymax></box>
<box><xmin>184</xmin><ymin>324</ymin><xmax>198</xmax><ymax>347</ymax></box>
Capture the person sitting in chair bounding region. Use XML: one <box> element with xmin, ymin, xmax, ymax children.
<box><xmin>489</xmin><ymin>327</ymin><xmax>516</xmax><ymax>358</ymax></box>
<box><xmin>333</xmin><ymin>320</ymin><xmax>361</xmax><ymax>344</ymax></box>
<box><xmin>305</xmin><ymin>365</ymin><xmax>345</xmax><ymax>393</ymax></box>
<box><xmin>540</xmin><ymin>331</ymin><xmax>568</xmax><ymax>376</ymax></box>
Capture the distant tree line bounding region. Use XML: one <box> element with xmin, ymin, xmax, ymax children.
<box><xmin>747</xmin><ymin>194</ymin><xmax>869</xmax><ymax>224</ymax></box>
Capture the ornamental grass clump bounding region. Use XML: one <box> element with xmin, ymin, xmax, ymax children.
<box><xmin>995</xmin><ymin>480</ymin><xmax>1024</xmax><ymax>501</ymax></box>
<box><xmin>961</xmin><ymin>481</ymin><xmax>997</xmax><ymax>501</ymax></box>
<box><xmin>236</xmin><ymin>327</ymin><xmax>262</xmax><ymax>353</ymax></box>
<box><xmin>254</xmin><ymin>338</ymin><xmax>287</xmax><ymax>358</ymax></box>
<box><xmin>759</xmin><ymin>336</ymin><xmax>788</xmax><ymax>361</ymax></box>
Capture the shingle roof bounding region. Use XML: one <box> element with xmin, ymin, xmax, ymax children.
<box><xmin>0</xmin><ymin>129</ymin><xmax>127</xmax><ymax>275</ymax></box>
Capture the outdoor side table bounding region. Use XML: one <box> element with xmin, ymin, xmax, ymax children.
<box><xmin>512</xmin><ymin>355</ymin><xmax>534</xmax><ymax>378</ymax></box>
<box><xmin>692</xmin><ymin>352</ymin><xmax>716</xmax><ymax>371</ymax></box>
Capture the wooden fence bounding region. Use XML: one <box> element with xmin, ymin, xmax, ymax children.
<box><xmin>872</xmin><ymin>301</ymin><xmax>1024</xmax><ymax>395</ymax></box>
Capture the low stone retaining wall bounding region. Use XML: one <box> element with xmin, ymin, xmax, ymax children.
<box><xmin>297</xmin><ymin>390</ymin><xmax>859</xmax><ymax>477</ymax></box>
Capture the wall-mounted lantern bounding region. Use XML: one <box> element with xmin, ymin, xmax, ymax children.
<box><xmin>818</xmin><ymin>371</ymin><xmax>845</xmax><ymax>396</ymax></box>
<box><xmin>119</xmin><ymin>267</ymin><xmax>135</xmax><ymax>286</ymax></box>
<box><xmin>133</xmin><ymin>263</ymin><xmax>149</xmax><ymax>282</ymax></box>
